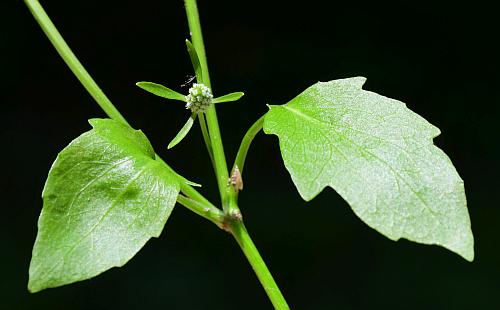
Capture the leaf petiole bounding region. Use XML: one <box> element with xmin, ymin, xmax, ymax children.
<box><xmin>177</xmin><ymin>195</ymin><xmax>225</xmax><ymax>228</ymax></box>
<box><xmin>232</xmin><ymin>115</ymin><xmax>265</xmax><ymax>177</ymax></box>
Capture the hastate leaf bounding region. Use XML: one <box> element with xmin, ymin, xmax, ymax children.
<box><xmin>29</xmin><ymin>119</ymin><xmax>181</xmax><ymax>292</ymax></box>
<box><xmin>263</xmin><ymin>77</ymin><xmax>474</xmax><ymax>261</ymax></box>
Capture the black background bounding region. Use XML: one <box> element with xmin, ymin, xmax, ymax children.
<box><xmin>2</xmin><ymin>0</ymin><xmax>499</xmax><ymax>309</ymax></box>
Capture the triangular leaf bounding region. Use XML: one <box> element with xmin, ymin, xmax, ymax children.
<box><xmin>213</xmin><ymin>92</ymin><xmax>244</xmax><ymax>104</ymax></box>
<box><xmin>29</xmin><ymin>119</ymin><xmax>181</xmax><ymax>292</ymax></box>
<box><xmin>263</xmin><ymin>77</ymin><xmax>474</xmax><ymax>261</ymax></box>
<box><xmin>136</xmin><ymin>82</ymin><xmax>186</xmax><ymax>101</ymax></box>
<box><xmin>185</xmin><ymin>39</ymin><xmax>203</xmax><ymax>82</ymax></box>
<box><xmin>167</xmin><ymin>113</ymin><xmax>197</xmax><ymax>149</ymax></box>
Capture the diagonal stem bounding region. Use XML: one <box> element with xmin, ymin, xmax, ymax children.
<box><xmin>23</xmin><ymin>0</ymin><xmax>128</xmax><ymax>126</ymax></box>
<box><xmin>230</xmin><ymin>222</ymin><xmax>290</xmax><ymax>310</ymax></box>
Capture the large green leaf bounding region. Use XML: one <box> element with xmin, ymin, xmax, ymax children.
<box><xmin>28</xmin><ymin>119</ymin><xmax>180</xmax><ymax>292</ymax></box>
<box><xmin>263</xmin><ymin>77</ymin><xmax>474</xmax><ymax>261</ymax></box>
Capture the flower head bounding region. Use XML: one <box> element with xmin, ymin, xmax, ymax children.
<box><xmin>185</xmin><ymin>83</ymin><xmax>213</xmax><ymax>113</ymax></box>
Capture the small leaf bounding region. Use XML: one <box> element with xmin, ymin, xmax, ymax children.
<box><xmin>263</xmin><ymin>77</ymin><xmax>474</xmax><ymax>261</ymax></box>
<box><xmin>29</xmin><ymin>119</ymin><xmax>181</xmax><ymax>292</ymax></box>
<box><xmin>136</xmin><ymin>82</ymin><xmax>186</xmax><ymax>101</ymax></box>
<box><xmin>167</xmin><ymin>113</ymin><xmax>197</xmax><ymax>149</ymax></box>
<box><xmin>186</xmin><ymin>39</ymin><xmax>202</xmax><ymax>82</ymax></box>
<box><xmin>213</xmin><ymin>92</ymin><xmax>245</xmax><ymax>104</ymax></box>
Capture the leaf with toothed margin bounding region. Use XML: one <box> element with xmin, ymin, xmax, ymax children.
<box><xmin>263</xmin><ymin>77</ymin><xmax>474</xmax><ymax>261</ymax></box>
<box><xmin>28</xmin><ymin>119</ymin><xmax>181</xmax><ymax>292</ymax></box>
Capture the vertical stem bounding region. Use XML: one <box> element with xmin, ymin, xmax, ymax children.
<box><xmin>198</xmin><ymin>113</ymin><xmax>216</xmax><ymax>170</ymax></box>
<box><xmin>184</xmin><ymin>1</ymin><xmax>290</xmax><ymax>308</ymax></box>
<box><xmin>184</xmin><ymin>0</ymin><xmax>231</xmax><ymax>210</ymax></box>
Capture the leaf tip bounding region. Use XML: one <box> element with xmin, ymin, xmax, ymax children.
<box><xmin>136</xmin><ymin>81</ymin><xmax>149</xmax><ymax>90</ymax></box>
<box><xmin>27</xmin><ymin>276</ymin><xmax>43</xmax><ymax>294</ymax></box>
<box><xmin>464</xmin><ymin>252</ymin><xmax>474</xmax><ymax>262</ymax></box>
<box><xmin>350</xmin><ymin>76</ymin><xmax>367</xmax><ymax>88</ymax></box>
<box><xmin>459</xmin><ymin>237</ymin><xmax>475</xmax><ymax>262</ymax></box>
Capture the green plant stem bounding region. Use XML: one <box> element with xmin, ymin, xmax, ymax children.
<box><xmin>184</xmin><ymin>1</ymin><xmax>290</xmax><ymax>308</ymax></box>
<box><xmin>23</xmin><ymin>0</ymin><xmax>219</xmax><ymax>221</ymax></box>
<box><xmin>184</xmin><ymin>0</ymin><xmax>231</xmax><ymax>211</ymax></box>
<box><xmin>198</xmin><ymin>113</ymin><xmax>215</xmax><ymax>167</ymax></box>
<box><xmin>228</xmin><ymin>115</ymin><xmax>265</xmax><ymax>202</ymax></box>
<box><xmin>177</xmin><ymin>195</ymin><xmax>225</xmax><ymax>228</ymax></box>
<box><xmin>23</xmin><ymin>0</ymin><xmax>128</xmax><ymax>126</ymax></box>
<box><xmin>232</xmin><ymin>115</ymin><xmax>265</xmax><ymax>176</ymax></box>
<box><xmin>230</xmin><ymin>221</ymin><xmax>290</xmax><ymax>310</ymax></box>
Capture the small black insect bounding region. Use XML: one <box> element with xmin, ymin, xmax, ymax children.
<box><xmin>181</xmin><ymin>75</ymin><xmax>196</xmax><ymax>88</ymax></box>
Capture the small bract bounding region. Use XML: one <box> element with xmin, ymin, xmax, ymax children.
<box><xmin>185</xmin><ymin>83</ymin><xmax>213</xmax><ymax>113</ymax></box>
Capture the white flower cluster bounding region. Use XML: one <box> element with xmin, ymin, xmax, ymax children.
<box><xmin>185</xmin><ymin>83</ymin><xmax>213</xmax><ymax>113</ymax></box>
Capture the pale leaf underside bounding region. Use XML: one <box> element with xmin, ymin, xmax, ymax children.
<box><xmin>263</xmin><ymin>77</ymin><xmax>474</xmax><ymax>261</ymax></box>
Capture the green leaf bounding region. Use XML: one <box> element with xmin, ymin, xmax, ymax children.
<box><xmin>167</xmin><ymin>113</ymin><xmax>197</xmax><ymax>149</ymax></box>
<box><xmin>263</xmin><ymin>77</ymin><xmax>474</xmax><ymax>261</ymax></box>
<box><xmin>213</xmin><ymin>92</ymin><xmax>245</xmax><ymax>104</ymax></box>
<box><xmin>136</xmin><ymin>82</ymin><xmax>186</xmax><ymax>102</ymax></box>
<box><xmin>29</xmin><ymin>119</ymin><xmax>181</xmax><ymax>292</ymax></box>
<box><xmin>186</xmin><ymin>39</ymin><xmax>202</xmax><ymax>82</ymax></box>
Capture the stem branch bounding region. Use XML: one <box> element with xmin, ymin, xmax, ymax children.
<box><xmin>177</xmin><ymin>195</ymin><xmax>225</xmax><ymax>228</ymax></box>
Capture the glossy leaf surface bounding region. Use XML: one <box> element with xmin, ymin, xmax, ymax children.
<box><xmin>29</xmin><ymin>119</ymin><xmax>180</xmax><ymax>292</ymax></box>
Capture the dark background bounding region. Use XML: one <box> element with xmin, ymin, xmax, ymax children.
<box><xmin>2</xmin><ymin>0</ymin><xmax>499</xmax><ymax>309</ymax></box>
